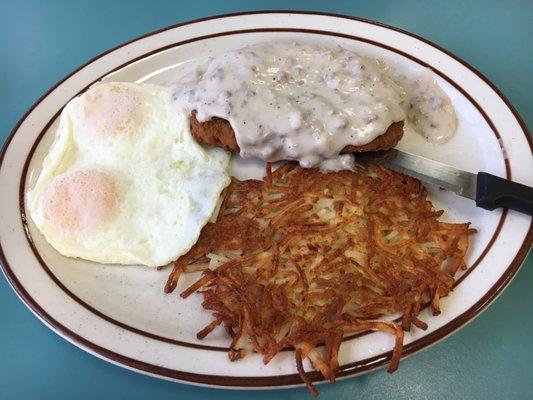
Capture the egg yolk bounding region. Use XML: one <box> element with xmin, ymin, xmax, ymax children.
<box><xmin>76</xmin><ymin>83</ymin><xmax>142</xmax><ymax>137</ymax></box>
<box><xmin>41</xmin><ymin>169</ymin><xmax>119</xmax><ymax>235</ymax></box>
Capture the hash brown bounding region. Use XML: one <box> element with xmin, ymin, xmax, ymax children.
<box><xmin>165</xmin><ymin>163</ymin><xmax>474</xmax><ymax>396</ymax></box>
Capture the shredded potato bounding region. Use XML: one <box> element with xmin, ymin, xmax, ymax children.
<box><xmin>165</xmin><ymin>163</ymin><xmax>475</xmax><ymax>396</ymax></box>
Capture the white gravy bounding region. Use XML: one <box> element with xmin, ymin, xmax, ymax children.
<box><xmin>172</xmin><ymin>42</ymin><xmax>457</xmax><ymax>169</ymax></box>
<box><xmin>403</xmin><ymin>72</ymin><xmax>458</xmax><ymax>144</ymax></box>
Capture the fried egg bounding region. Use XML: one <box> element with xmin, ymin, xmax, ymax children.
<box><xmin>27</xmin><ymin>82</ymin><xmax>230</xmax><ymax>267</ymax></box>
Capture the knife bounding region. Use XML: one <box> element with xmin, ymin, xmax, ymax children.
<box><xmin>355</xmin><ymin>149</ymin><xmax>533</xmax><ymax>216</ymax></box>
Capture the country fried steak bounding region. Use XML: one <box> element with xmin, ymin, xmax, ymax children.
<box><xmin>189</xmin><ymin>113</ymin><xmax>404</xmax><ymax>154</ymax></box>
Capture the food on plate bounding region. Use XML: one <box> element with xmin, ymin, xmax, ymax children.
<box><xmin>173</xmin><ymin>42</ymin><xmax>457</xmax><ymax>170</ymax></box>
<box><xmin>165</xmin><ymin>163</ymin><xmax>475</xmax><ymax>396</ymax></box>
<box><xmin>189</xmin><ymin>113</ymin><xmax>405</xmax><ymax>153</ymax></box>
<box><xmin>27</xmin><ymin>82</ymin><xmax>230</xmax><ymax>267</ymax></box>
<box><xmin>24</xmin><ymin>39</ymin><xmax>466</xmax><ymax>393</ymax></box>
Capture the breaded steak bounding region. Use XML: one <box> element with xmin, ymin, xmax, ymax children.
<box><xmin>189</xmin><ymin>113</ymin><xmax>404</xmax><ymax>154</ymax></box>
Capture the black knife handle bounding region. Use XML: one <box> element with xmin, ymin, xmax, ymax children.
<box><xmin>476</xmin><ymin>172</ymin><xmax>533</xmax><ymax>215</ymax></box>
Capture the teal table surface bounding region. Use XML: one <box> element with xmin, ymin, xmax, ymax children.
<box><xmin>1</xmin><ymin>1</ymin><xmax>531</xmax><ymax>399</ymax></box>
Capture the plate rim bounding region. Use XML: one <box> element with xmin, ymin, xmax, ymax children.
<box><xmin>1</xmin><ymin>10</ymin><xmax>532</xmax><ymax>389</ymax></box>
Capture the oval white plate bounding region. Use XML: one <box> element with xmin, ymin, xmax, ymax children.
<box><xmin>1</xmin><ymin>11</ymin><xmax>531</xmax><ymax>389</ymax></box>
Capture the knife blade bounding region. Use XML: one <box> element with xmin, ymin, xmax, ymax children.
<box><xmin>354</xmin><ymin>149</ymin><xmax>533</xmax><ymax>216</ymax></box>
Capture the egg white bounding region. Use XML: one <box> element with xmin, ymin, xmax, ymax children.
<box><xmin>27</xmin><ymin>82</ymin><xmax>230</xmax><ymax>267</ymax></box>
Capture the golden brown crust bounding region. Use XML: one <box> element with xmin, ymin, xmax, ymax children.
<box><xmin>190</xmin><ymin>113</ymin><xmax>239</xmax><ymax>151</ymax></box>
<box><xmin>165</xmin><ymin>163</ymin><xmax>475</xmax><ymax>395</ymax></box>
<box><xmin>189</xmin><ymin>113</ymin><xmax>404</xmax><ymax>153</ymax></box>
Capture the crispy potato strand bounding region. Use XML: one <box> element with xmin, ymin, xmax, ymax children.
<box><xmin>167</xmin><ymin>163</ymin><xmax>475</xmax><ymax>396</ymax></box>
